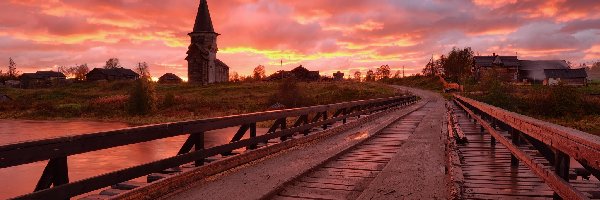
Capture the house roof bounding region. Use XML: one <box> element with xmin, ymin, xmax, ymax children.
<box><xmin>519</xmin><ymin>60</ymin><xmax>569</xmax><ymax>71</ymax></box>
<box><xmin>192</xmin><ymin>0</ymin><xmax>215</xmax><ymax>33</ymax></box>
<box><xmin>88</xmin><ymin>68</ymin><xmax>139</xmax><ymax>77</ymax></box>
<box><xmin>21</xmin><ymin>71</ymin><xmax>66</xmax><ymax>79</ymax></box>
<box><xmin>544</xmin><ymin>68</ymin><xmax>588</xmax><ymax>79</ymax></box>
<box><xmin>474</xmin><ymin>56</ymin><xmax>519</xmax><ymax>67</ymax></box>
<box><xmin>159</xmin><ymin>73</ymin><xmax>183</xmax><ymax>81</ymax></box>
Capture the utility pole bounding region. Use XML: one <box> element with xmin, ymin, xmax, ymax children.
<box><xmin>402</xmin><ymin>66</ymin><xmax>405</xmax><ymax>78</ymax></box>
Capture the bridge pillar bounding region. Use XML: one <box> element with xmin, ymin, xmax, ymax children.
<box><xmin>510</xmin><ymin>128</ymin><xmax>520</xmax><ymax>167</ymax></box>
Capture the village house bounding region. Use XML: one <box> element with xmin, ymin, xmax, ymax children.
<box><xmin>158</xmin><ymin>73</ymin><xmax>183</xmax><ymax>84</ymax></box>
<box><xmin>267</xmin><ymin>66</ymin><xmax>320</xmax><ymax>81</ymax></box>
<box><xmin>473</xmin><ymin>54</ymin><xmax>519</xmax><ymax>82</ymax></box>
<box><xmin>86</xmin><ymin>68</ymin><xmax>140</xmax><ymax>81</ymax></box>
<box><xmin>518</xmin><ymin>60</ymin><xmax>570</xmax><ymax>84</ymax></box>
<box><xmin>20</xmin><ymin>71</ymin><xmax>67</xmax><ymax>88</ymax></box>
<box><xmin>333</xmin><ymin>71</ymin><xmax>345</xmax><ymax>81</ymax></box>
<box><xmin>543</xmin><ymin>68</ymin><xmax>588</xmax><ymax>86</ymax></box>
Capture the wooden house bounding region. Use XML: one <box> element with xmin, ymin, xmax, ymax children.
<box><xmin>158</xmin><ymin>73</ymin><xmax>183</xmax><ymax>84</ymax></box>
<box><xmin>86</xmin><ymin>68</ymin><xmax>140</xmax><ymax>81</ymax></box>
<box><xmin>543</xmin><ymin>68</ymin><xmax>588</xmax><ymax>86</ymax></box>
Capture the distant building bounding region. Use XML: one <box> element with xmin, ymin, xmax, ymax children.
<box><xmin>158</xmin><ymin>73</ymin><xmax>183</xmax><ymax>84</ymax></box>
<box><xmin>543</xmin><ymin>68</ymin><xmax>588</xmax><ymax>86</ymax></box>
<box><xmin>20</xmin><ymin>71</ymin><xmax>67</xmax><ymax>88</ymax></box>
<box><xmin>518</xmin><ymin>60</ymin><xmax>570</xmax><ymax>83</ymax></box>
<box><xmin>473</xmin><ymin>54</ymin><xmax>587</xmax><ymax>85</ymax></box>
<box><xmin>86</xmin><ymin>68</ymin><xmax>140</xmax><ymax>81</ymax></box>
<box><xmin>333</xmin><ymin>71</ymin><xmax>345</xmax><ymax>81</ymax></box>
<box><xmin>473</xmin><ymin>54</ymin><xmax>519</xmax><ymax>82</ymax></box>
<box><xmin>186</xmin><ymin>0</ymin><xmax>229</xmax><ymax>84</ymax></box>
<box><xmin>267</xmin><ymin>65</ymin><xmax>320</xmax><ymax>81</ymax></box>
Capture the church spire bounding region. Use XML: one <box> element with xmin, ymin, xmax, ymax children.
<box><xmin>192</xmin><ymin>0</ymin><xmax>215</xmax><ymax>33</ymax></box>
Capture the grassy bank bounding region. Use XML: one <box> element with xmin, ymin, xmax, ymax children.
<box><xmin>466</xmin><ymin>80</ymin><xmax>600</xmax><ymax>136</ymax></box>
<box><xmin>0</xmin><ymin>81</ymin><xmax>397</xmax><ymax>125</ymax></box>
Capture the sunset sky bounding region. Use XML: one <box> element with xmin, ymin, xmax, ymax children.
<box><xmin>1</xmin><ymin>0</ymin><xmax>600</xmax><ymax>80</ymax></box>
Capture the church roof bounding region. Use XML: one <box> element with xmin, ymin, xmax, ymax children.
<box><xmin>192</xmin><ymin>0</ymin><xmax>215</xmax><ymax>33</ymax></box>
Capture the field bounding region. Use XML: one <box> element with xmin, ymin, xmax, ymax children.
<box><xmin>0</xmin><ymin>81</ymin><xmax>397</xmax><ymax>125</ymax></box>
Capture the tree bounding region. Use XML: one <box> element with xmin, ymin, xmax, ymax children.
<box><xmin>58</xmin><ymin>64</ymin><xmax>89</xmax><ymax>80</ymax></box>
<box><xmin>135</xmin><ymin>62</ymin><xmax>151</xmax><ymax>79</ymax></box>
<box><xmin>365</xmin><ymin>70</ymin><xmax>375</xmax><ymax>82</ymax></box>
<box><xmin>229</xmin><ymin>72</ymin><xmax>240</xmax><ymax>82</ymax></box>
<box><xmin>353</xmin><ymin>71</ymin><xmax>362</xmax><ymax>82</ymax></box>
<box><xmin>104</xmin><ymin>58</ymin><xmax>121</xmax><ymax>69</ymax></box>
<box><xmin>376</xmin><ymin>65</ymin><xmax>391</xmax><ymax>80</ymax></box>
<box><xmin>441</xmin><ymin>47</ymin><xmax>473</xmax><ymax>82</ymax></box>
<box><xmin>7</xmin><ymin>57</ymin><xmax>19</xmax><ymax>78</ymax></box>
<box><xmin>253</xmin><ymin>65</ymin><xmax>266</xmax><ymax>81</ymax></box>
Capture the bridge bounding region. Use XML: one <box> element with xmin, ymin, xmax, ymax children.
<box><xmin>1</xmin><ymin>87</ymin><xmax>599</xmax><ymax>199</ymax></box>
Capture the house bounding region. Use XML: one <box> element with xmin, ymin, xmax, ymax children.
<box><xmin>267</xmin><ymin>66</ymin><xmax>320</xmax><ymax>81</ymax></box>
<box><xmin>333</xmin><ymin>71</ymin><xmax>345</xmax><ymax>81</ymax></box>
<box><xmin>20</xmin><ymin>71</ymin><xmax>67</xmax><ymax>88</ymax></box>
<box><xmin>86</xmin><ymin>68</ymin><xmax>140</xmax><ymax>81</ymax></box>
<box><xmin>473</xmin><ymin>54</ymin><xmax>520</xmax><ymax>82</ymax></box>
<box><xmin>518</xmin><ymin>60</ymin><xmax>570</xmax><ymax>84</ymax></box>
<box><xmin>158</xmin><ymin>73</ymin><xmax>183</xmax><ymax>84</ymax></box>
<box><xmin>543</xmin><ymin>68</ymin><xmax>588</xmax><ymax>86</ymax></box>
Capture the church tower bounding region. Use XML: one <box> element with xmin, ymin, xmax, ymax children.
<box><xmin>186</xmin><ymin>0</ymin><xmax>220</xmax><ymax>84</ymax></box>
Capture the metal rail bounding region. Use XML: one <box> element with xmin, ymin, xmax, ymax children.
<box><xmin>454</xmin><ymin>94</ymin><xmax>600</xmax><ymax>200</ymax></box>
<box><xmin>0</xmin><ymin>95</ymin><xmax>417</xmax><ymax>199</ymax></box>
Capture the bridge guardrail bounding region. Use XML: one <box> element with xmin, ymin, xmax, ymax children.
<box><xmin>0</xmin><ymin>95</ymin><xmax>418</xmax><ymax>199</ymax></box>
<box><xmin>454</xmin><ymin>94</ymin><xmax>600</xmax><ymax>199</ymax></box>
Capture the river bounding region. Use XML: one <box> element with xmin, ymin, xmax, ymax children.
<box><xmin>0</xmin><ymin>120</ymin><xmax>266</xmax><ymax>199</ymax></box>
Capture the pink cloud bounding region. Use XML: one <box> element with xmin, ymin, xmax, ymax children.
<box><xmin>0</xmin><ymin>0</ymin><xmax>599</xmax><ymax>79</ymax></box>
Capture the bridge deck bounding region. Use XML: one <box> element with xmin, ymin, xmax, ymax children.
<box><xmin>272</xmin><ymin>110</ymin><xmax>426</xmax><ymax>199</ymax></box>
<box><xmin>451</xmin><ymin>102</ymin><xmax>600</xmax><ymax>199</ymax></box>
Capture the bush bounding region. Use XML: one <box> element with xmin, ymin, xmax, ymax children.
<box><xmin>127</xmin><ymin>79</ymin><xmax>157</xmax><ymax>115</ymax></box>
<box><xmin>268</xmin><ymin>79</ymin><xmax>310</xmax><ymax>108</ymax></box>
<box><xmin>162</xmin><ymin>92</ymin><xmax>176</xmax><ymax>108</ymax></box>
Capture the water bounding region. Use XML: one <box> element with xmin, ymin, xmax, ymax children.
<box><xmin>0</xmin><ymin>120</ymin><xmax>265</xmax><ymax>199</ymax></box>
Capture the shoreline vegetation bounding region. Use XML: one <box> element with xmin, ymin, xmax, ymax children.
<box><xmin>0</xmin><ymin>81</ymin><xmax>397</xmax><ymax>126</ymax></box>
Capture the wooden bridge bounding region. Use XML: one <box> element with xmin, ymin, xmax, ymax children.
<box><xmin>1</xmin><ymin>87</ymin><xmax>599</xmax><ymax>200</ymax></box>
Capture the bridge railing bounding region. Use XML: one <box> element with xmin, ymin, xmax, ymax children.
<box><xmin>453</xmin><ymin>94</ymin><xmax>600</xmax><ymax>200</ymax></box>
<box><xmin>0</xmin><ymin>95</ymin><xmax>418</xmax><ymax>199</ymax></box>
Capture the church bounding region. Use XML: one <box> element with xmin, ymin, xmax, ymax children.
<box><xmin>186</xmin><ymin>0</ymin><xmax>229</xmax><ymax>84</ymax></box>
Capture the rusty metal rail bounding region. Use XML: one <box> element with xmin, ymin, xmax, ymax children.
<box><xmin>454</xmin><ymin>94</ymin><xmax>600</xmax><ymax>199</ymax></box>
<box><xmin>0</xmin><ymin>95</ymin><xmax>417</xmax><ymax>199</ymax></box>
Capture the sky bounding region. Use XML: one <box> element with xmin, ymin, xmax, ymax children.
<box><xmin>1</xmin><ymin>0</ymin><xmax>600</xmax><ymax>80</ymax></box>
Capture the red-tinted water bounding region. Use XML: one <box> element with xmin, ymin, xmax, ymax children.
<box><xmin>0</xmin><ymin>120</ymin><xmax>261</xmax><ymax>199</ymax></box>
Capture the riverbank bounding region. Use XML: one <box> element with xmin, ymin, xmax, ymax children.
<box><xmin>0</xmin><ymin>81</ymin><xmax>397</xmax><ymax>125</ymax></box>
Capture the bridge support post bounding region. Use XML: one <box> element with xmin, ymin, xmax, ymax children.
<box><xmin>194</xmin><ymin>132</ymin><xmax>205</xmax><ymax>166</ymax></box>
<box><xmin>510</xmin><ymin>128</ymin><xmax>520</xmax><ymax>167</ymax></box>
<box><xmin>248</xmin><ymin>123</ymin><xmax>257</xmax><ymax>150</ymax></box>
<box><xmin>322</xmin><ymin>112</ymin><xmax>328</xmax><ymax>130</ymax></box>
<box><xmin>553</xmin><ymin>150</ymin><xmax>571</xmax><ymax>200</ymax></box>
<box><xmin>35</xmin><ymin>156</ymin><xmax>69</xmax><ymax>192</ymax></box>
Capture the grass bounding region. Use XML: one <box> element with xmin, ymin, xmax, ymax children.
<box><xmin>0</xmin><ymin>81</ymin><xmax>397</xmax><ymax>125</ymax></box>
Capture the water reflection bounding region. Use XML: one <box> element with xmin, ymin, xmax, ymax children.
<box><xmin>0</xmin><ymin>120</ymin><xmax>265</xmax><ymax>199</ymax></box>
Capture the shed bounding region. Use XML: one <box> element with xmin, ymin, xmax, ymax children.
<box><xmin>158</xmin><ymin>73</ymin><xmax>183</xmax><ymax>84</ymax></box>
<box><xmin>543</xmin><ymin>68</ymin><xmax>588</xmax><ymax>86</ymax></box>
